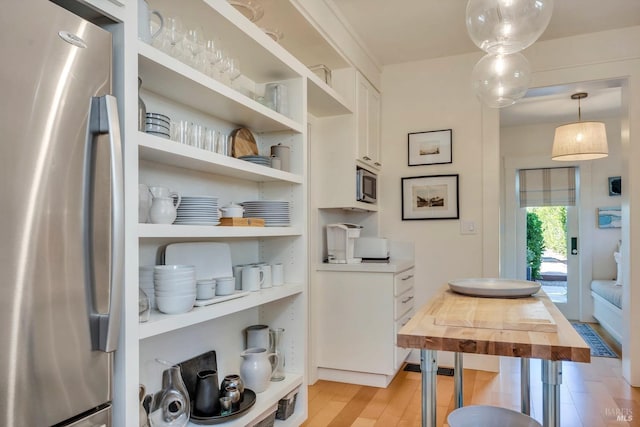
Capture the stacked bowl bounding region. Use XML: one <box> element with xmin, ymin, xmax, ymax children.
<box><xmin>145</xmin><ymin>112</ymin><xmax>170</xmax><ymax>139</ymax></box>
<box><xmin>139</xmin><ymin>266</ymin><xmax>155</xmax><ymax>309</ymax></box>
<box><xmin>154</xmin><ymin>265</ymin><xmax>197</xmax><ymax>314</ymax></box>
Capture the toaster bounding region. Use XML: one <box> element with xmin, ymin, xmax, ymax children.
<box><xmin>354</xmin><ymin>237</ymin><xmax>390</xmax><ymax>260</ymax></box>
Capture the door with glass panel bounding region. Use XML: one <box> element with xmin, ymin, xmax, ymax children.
<box><xmin>518</xmin><ymin>167</ymin><xmax>580</xmax><ymax>319</ymax></box>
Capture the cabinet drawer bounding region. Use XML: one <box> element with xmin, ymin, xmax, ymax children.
<box><xmin>394</xmin><ymin>288</ymin><xmax>415</xmax><ymax>320</ymax></box>
<box><xmin>394</xmin><ymin>268</ymin><xmax>415</xmax><ymax>296</ymax></box>
<box><xmin>395</xmin><ymin>310</ymin><xmax>414</xmax><ymax>367</ymax></box>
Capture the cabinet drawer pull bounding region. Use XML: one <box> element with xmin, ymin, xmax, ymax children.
<box><xmin>374</xmin><ymin>162</ymin><xmax>382</xmax><ymax>166</ymax></box>
<box><xmin>401</xmin><ymin>317</ymin><xmax>411</xmax><ymax>327</ymax></box>
<box><xmin>362</xmin><ymin>155</ymin><xmax>371</xmax><ymax>161</ymax></box>
<box><xmin>401</xmin><ymin>296</ymin><xmax>414</xmax><ymax>304</ymax></box>
<box><xmin>401</xmin><ymin>274</ymin><xmax>414</xmax><ymax>281</ymax></box>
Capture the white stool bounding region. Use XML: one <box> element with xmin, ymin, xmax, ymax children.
<box><xmin>448</xmin><ymin>405</ymin><xmax>542</xmax><ymax>427</ymax></box>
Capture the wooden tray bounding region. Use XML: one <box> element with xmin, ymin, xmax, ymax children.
<box><xmin>230</xmin><ymin>127</ymin><xmax>258</xmax><ymax>158</ymax></box>
<box><xmin>219</xmin><ymin>217</ymin><xmax>265</xmax><ymax>227</ymax></box>
<box><xmin>433</xmin><ymin>291</ymin><xmax>557</xmax><ymax>332</ymax></box>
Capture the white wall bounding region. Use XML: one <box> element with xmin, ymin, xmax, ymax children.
<box><xmin>501</xmin><ymin>118</ymin><xmax>623</xmax><ymax>284</ymax></box>
<box><xmin>380</xmin><ymin>52</ymin><xmax>501</xmax><ymax>371</ymax></box>
<box><xmin>380</xmin><ymin>26</ymin><xmax>640</xmax><ymax>383</ymax></box>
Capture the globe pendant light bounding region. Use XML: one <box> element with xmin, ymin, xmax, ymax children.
<box><xmin>472</xmin><ymin>52</ymin><xmax>531</xmax><ymax>108</ymax></box>
<box><xmin>552</xmin><ymin>92</ymin><xmax>608</xmax><ymax>161</ymax></box>
<box><xmin>466</xmin><ymin>0</ymin><xmax>554</xmax><ymax>54</ymax></box>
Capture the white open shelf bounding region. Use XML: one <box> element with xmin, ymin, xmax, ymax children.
<box><xmin>138</xmin><ymin>42</ymin><xmax>303</xmax><ymax>134</ymax></box>
<box><xmin>138</xmin><ymin>132</ymin><xmax>304</xmax><ymax>184</ymax></box>
<box><xmin>138</xmin><ymin>224</ymin><xmax>303</xmax><ymax>238</ymax></box>
<box><xmin>307</xmin><ymin>73</ymin><xmax>352</xmax><ymax>117</ymax></box>
<box><xmin>186</xmin><ymin>374</ymin><xmax>303</xmax><ymax>427</ymax></box>
<box><xmin>139</xmin><ymin>284</ymin><xmax>303</xmax><ymax>339</ymax></box>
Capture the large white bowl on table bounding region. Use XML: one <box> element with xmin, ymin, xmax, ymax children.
<box><xmin>448</xmin><ymin>405</ymin><xmax>542</xmax><ymax>427</ymax></box>
<box><xmin>448</xmin><ymin>278</ymin><xmax>541</xmax><ymax>298</ymax></box>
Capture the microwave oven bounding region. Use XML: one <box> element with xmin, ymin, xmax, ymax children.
<box><xmin>356</xmin><ymin>167</ymin><xmax>377</xmax><ymax>204</ymax></box>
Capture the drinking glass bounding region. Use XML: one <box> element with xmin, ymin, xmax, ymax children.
<box><xmin>171</xmin><ymin>120</ymin><xmax>191</xmax><ymax>144</ymax></box>
<box><xmin>204</xmin><ymin>39</ymin><xmax>223</xmax><ymax>78</ymax></box>
<box><xmin>184</xmin><ymin>27</ymin><xmax>204</xmax><ymax>68</ymax></box>
<box><xmin>204</xmin><ymin>128</ymin><xmax>216</xmax><ymax>151</ymax></box>
<box><xmin>161</xmin><ymin>16</ymin><xmax>184</xmax><ymax>59</ymax></box>
<box><xmin>189</xmin><ymin>123</ymin><xmax>204</xmax><ymax>149</ymax></box>
<box><xmin>228</xmin><ymin>57</ymin><xmax>241</xmax><ymax>84</ymax></box>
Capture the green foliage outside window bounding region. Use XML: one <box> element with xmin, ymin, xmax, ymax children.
<box><xmin>527</xmin><ymin>211</ymin><xmax>545</xmax><ymax>279</ymax></box>
<box><xmin>533</xmin><ymin>206</ymin><xmax>567</xmax><ymax>257</ymax></box>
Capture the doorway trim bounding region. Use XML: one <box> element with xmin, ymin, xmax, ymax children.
<box><xmin>503</xmin><ymin>155</ymin><xmax>593</xmax><ymax>321</ymax></box>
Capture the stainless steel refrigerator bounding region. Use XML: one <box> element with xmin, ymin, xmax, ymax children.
<box><xmin>0</xmin><ymin>1</ymin><xmax>123</xmax><ymax>426</ymax></box>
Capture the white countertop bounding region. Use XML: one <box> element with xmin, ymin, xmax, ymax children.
<box><xmin>315</xmin><ymin>259</ymin><xmax>414</xmax><ymax>273</ymax></box>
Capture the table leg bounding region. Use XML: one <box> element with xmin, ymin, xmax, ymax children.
<box><xmin>454</xmin><ymin>352</ymin><xmax>463</xmax><ymax>408</ymax></box>
<box><xmin>521</xmin><ymin>358</ymin><xmax>530</xmax><ymax>415</ymax></box>
<box><xmin>541</xmin><ymin>360</ymin><xmax>562</xmax><ymax>427</ymax></box>
<box><xmin>420</xmin><ymin>349</ymin><xmax>438</xmax><ymax>427</ymax></box>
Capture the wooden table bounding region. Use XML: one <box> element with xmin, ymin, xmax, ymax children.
<box><xmin>397</xmin><ymin>285</ymin><xmax>590</xmax><ymax>427</ymax></box>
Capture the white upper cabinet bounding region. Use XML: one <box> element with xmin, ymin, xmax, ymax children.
<box><xmin>356</xmin><ymin>72</ymin><xmax>382</xmax><ymax>170</ymax></box>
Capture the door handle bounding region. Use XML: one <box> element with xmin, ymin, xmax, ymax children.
<box><xmin>87</xmin><ymin>95</ymin><xmax>124</xmax><ymax>353</ymax></box>
<box><xmin>571</xmin><ymin>237</ymin><xmax>578</xmax><ymax>255</ymax></box>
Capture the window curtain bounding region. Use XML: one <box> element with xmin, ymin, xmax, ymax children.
<box><xmin>518</xmin><ymin>167</ymin><xmax>576</xmax><ymax>207</ymax></box>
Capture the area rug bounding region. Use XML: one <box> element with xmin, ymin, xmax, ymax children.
<box><xmin>571</xmin><ymin>322</ymin><xmax>618</xmax><ymax>358</ymax></box>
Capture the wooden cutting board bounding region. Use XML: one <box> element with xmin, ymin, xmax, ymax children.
<box><xmin>433</xmin><ymin>290</ymin><xmax>557</xmax><ymax>332</ymax></box>
<box><xmin>230</xmin><ymin>127</ymin><xmax>258</xmax><ymax>157</ymax></box>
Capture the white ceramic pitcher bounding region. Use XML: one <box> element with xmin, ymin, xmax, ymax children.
<box><xmin>149</xmin><ymin>194</ymin><xmax>181</xmax><ymax>224</ymax></box>
<box><xmin>239</xmin><ymin>348</ymin><xmax>278</xmax><ymax>393</ymax></box>
<box><xmin>138</xmin><ymin>0</ymin><xmax>164</xmax><ymax>44</ymax></box>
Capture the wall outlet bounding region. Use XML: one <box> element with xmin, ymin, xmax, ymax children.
<box><xmin>460</xmin><ymin>220</ymin><xmax>477</xmax><ymax>235</ymax></box>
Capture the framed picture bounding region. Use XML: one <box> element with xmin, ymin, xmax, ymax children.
<box><xmin>402</xmin><ymin>174</ymin><xmax>459</xmax><ymax>220</ymax></box>
<box><xmin>597</xmin><ymin>206</ymin><xmax>621</xmax><ymax>228</ymax></box>
<box><xmin>608</xmin><ymin>176</ymin><xmax>621</xmax><ymax>196</ymax></box>
<box><xmin>408</xmin><ymin>129</ymin><xmax>452</xmax><ymax>166</ymax></box>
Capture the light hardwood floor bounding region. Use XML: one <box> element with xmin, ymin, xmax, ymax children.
<box><xmin>303</xmin><ymin>330</ymin><xmax>639</xmax><ymax>427</ymax></box>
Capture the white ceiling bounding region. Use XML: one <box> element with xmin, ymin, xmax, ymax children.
<box><xmin>325</xmin><ymin>0</ymin><xmax>640</xmax><ymax>126</ymax></box>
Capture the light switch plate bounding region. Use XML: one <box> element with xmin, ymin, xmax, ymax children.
<box><xmin>460</xmin><ymin>220</ymin><xmax>477</xmax><ymax>235</ymax></box>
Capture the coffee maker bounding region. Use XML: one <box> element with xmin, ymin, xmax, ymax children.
<box><xmin>326</xmin><ymin>223</ymin><xmax>363</xmax><ymax>264</ymax></box>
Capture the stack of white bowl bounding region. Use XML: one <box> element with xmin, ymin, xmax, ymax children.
<box><xmin>139</xmin><ymin>266</ymin><xmax>155</xmax><ymax>309</ymax></box>
<box><xmin>154</xmin><ymin>265</ymin><xmax>197</xmax><ymax>314</ymax></box>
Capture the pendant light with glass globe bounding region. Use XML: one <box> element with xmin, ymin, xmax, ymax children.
<box><xmin>466</xmin><ymin>0</ymin><xmax>554</xmax><ymax>108</ymax></box>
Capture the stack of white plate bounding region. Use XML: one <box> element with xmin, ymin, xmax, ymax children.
<box><xmin>175</xmin><ymin>196</ymin><xmax>220</xmax><ymax>226</ymax></box>
<box><xmin>153</xmin><ymin>265</ymin><xmax>196</xmax><ymax>314</ymax></box>
<box><xmin>139</xmin><ymin>266</ymin><xmax>155</xmax><ymax>308</ymax></box>
<box><xmin>242</xmin><ymin>200</ymin><xmax>290</xmax><ymax>226</ymax></box>
<box><xmin>239</xmin><ymin>155</ymin><xmax>270</xmax><ymax>166</ymax></box>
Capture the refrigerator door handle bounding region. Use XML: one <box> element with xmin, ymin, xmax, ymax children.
<box><xmin>88</xmin><ymin>95</ymin><xmax>124</xmax><ymax>353</ymax></box>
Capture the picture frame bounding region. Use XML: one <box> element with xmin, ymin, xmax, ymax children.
<box><xmin>401</xmin><ymin>174</ymin><xmax>459</xmax><ymax>220</ymax></box>
<box><xmin>597</xmin><ymin>206</ymin><xmax>621</xmax><ymax>229</ymax></box>
<box><xmin>608</xmin><ymin>176</ymin><xmax>621</xmax><ymax>196</ymax></box>
<box><xmin>408</xmin><ymin>129</ymin><xmax>452</xmax><ymax>166</ymax></box>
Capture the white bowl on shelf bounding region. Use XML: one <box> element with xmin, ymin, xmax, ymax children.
<box><xmin>155</xmin><ymin>290</ymin><xmax>196</xmax><ymax>298</ymax></box>
<box><xmin>155</xmin><ymin>294</ymin><xmax>196</xmax><ymax>314</ymax></box>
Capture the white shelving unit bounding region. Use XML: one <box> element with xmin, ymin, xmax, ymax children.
<box><xmin>117</xmin><ymin>0</ymin><xmax>353</xmax><ymax>425</ymax></box>
<box><xmin>78</xmin><ymin>0</ymin><xmax>367</xmax><ymax>423</ymax></box>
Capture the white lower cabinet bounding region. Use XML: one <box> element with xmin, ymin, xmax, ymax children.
<box><xmin>315</xmin><ymin>267</ymin><xmax>414</xmax><ymax>387</ymax></box>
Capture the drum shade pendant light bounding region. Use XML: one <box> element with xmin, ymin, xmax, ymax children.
<box><xmin>552</xmin><ymin>92</ymin><xmax>608</xmax><ymax>161</ymax></box>
<box><xmin>466</xmin><ymin>0</ymin><xmax>553</xmax><ymax>108</ymax></box>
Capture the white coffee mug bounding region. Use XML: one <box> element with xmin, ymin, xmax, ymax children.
<box><xmin>272</xmin><ymin>263</ymin><xmax>284</xmax><ymax>287</ymax></box>
<box><xmin>232</xmin><ymin>265</ymin><xmax>245</xmax><ymax>290</ymax></box>
<box><xmin>196</xmin><ymin>280</ymin><xmax>215</xmax><ymax>300</ymax></box>
<box><xmin>259</xmin><ymin>264</ymin><xmax>272</xmax><ymax>289</ymax></box>
<box><xmin>215</xmin><ymin>277</ymin><xmax>235</xmax><ymax>296</ymax></box>
<box><xmin>242</xmin><ymin>266</ymin><xmax>264</xmax><ymax>292</ymax></box>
